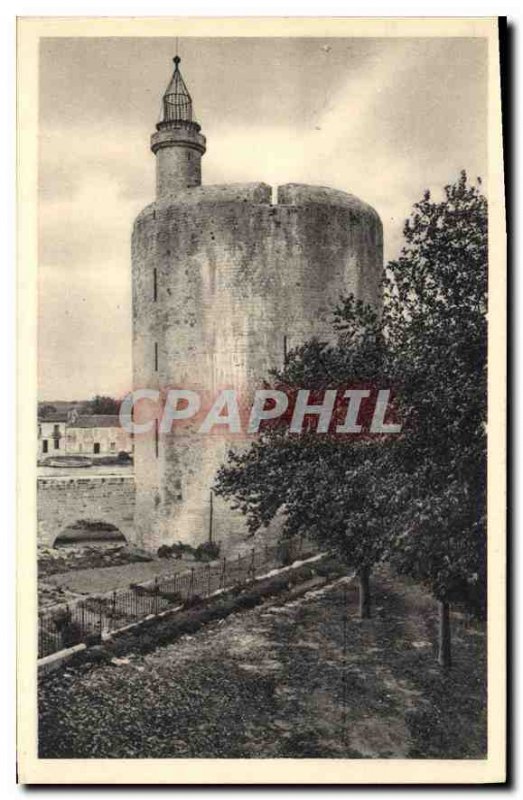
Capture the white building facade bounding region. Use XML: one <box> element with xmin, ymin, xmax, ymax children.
<box><xmin>38</xmin><ymin>413</ymin><xmax>132</xmax><ymax>460</ymax></box>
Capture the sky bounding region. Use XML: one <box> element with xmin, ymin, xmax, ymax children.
<box><xmin>38</xmin><ymin>36</ymin><xmax>488</xmax><ymax>401</ymax></box>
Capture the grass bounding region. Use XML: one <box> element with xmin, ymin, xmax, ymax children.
<box><xmin>38</xmin><ymin>544</ymin><xmax>152</xmax><ymax>579</ymax></box>
<box><xmin>38</xmin><ymin>567</ymin><xmax>486</xmax><ymax>759</ymax></box>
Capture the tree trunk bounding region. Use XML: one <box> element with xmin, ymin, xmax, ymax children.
<box><xmin>438</xmin><ymin>599</ymin><xmax>452</xmax><ymax>668</ymax></box>
<box><xmin>358</xmin><ymin>565</ymin><xmax>371</xmax><ymax>618</ymax></box>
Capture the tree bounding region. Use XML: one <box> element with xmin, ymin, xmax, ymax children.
<box><xmin>216</xmin><ymin>172</ymin><xmax>487</xmax><ymax>663</ymax></box>
<box><xmin>84</xmin><ymin>395</ymin><xmax>121</xmax><ymax>415</ymax></box>
<box><xmin>382</xmin><ymin>171</ymin><xmax>487</xmax><ymax>666</ymax></box>
<box><xmin>38</xmin><ymin>403</ymin><xmax>57</xmax><ymax>418</ymax></box>
<box><xmin>215</xmin><ymin>300</ymin><xmax>398</xmax><ymax>617</ymax></box>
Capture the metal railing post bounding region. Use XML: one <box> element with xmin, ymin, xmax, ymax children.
<box><xmin>98</xmin><ymin>598</ymin><xmax>103</xmax><ymax>639</ymax></box>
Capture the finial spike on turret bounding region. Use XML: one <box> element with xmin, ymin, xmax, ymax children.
<box><xmin>158</xmin><ymin>55</ymin><xmax>194</xmax><ymax>125</ymax></box>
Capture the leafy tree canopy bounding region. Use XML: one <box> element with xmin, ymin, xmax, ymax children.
<box><xmin>84</xmin><ymin>395</ymin><xmax>121</xmax><ymax>415</ymax></box>
<box><xmin>383</xmin><ymin>171</ymin><xmax>487</xmax><ymax>607</ymax></box>
<box><xmin>215</xmin><ymin>172</ymin><xmax>487</xmax><ymax>618</ymax></box>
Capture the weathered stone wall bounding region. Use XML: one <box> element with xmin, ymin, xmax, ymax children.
<box><xmin>132</xmin><ymin>182</ymin><xmax>383</xmax><ymax>552</ymax></box>
<box><xmin>151</xmin><ymin>126</ymin><xmax>206</xmax><ymax>198</ymax></box>
<box><xmin>37</xmin><ymin>476</ymin><xmax>135</xmax><ymax>546</ymax></box>
<box><xmin>155</xmin><ymin>143</ymin><xmax>202</xmax><ymax>197</ymax></box>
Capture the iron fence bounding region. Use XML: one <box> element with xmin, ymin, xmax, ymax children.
<box><xmin>38</xmin><ymin>538</ymin><xmax>306</xmax><ymax>659</ymax></box>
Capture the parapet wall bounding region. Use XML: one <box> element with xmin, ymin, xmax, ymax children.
<box><xmin>38</xmin><ymin>475</ymin><xmax>136</xmax><ymax>547</ymax></box>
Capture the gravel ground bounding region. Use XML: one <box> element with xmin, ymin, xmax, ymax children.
<box><xmin>39</xmin><ymin>569</ymin><xmax>486</xmax><ymax>759</ymax></box>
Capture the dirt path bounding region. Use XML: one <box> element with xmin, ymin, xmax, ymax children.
<box><xmin>39</xmin><ymin>569</ymin><xmax>486</xmax><ymax>759</ymax></box>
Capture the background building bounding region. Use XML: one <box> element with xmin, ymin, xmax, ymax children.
<box><xmin>38</xmin><ymin>414</ymin><xmax>67</xmax><ymax>457</ymax></box>
<box><xmin>64</xmin><ymin>414</ymin><xmax>132</xmax><ymax>457</ymax></box>
<box><xmin>38</xmin><ymin>411</ymin><xmax>132</xmax><ymax>460</ymax></box>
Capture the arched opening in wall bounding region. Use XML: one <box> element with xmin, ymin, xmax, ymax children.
<box><xmin>53</xmin><ymin>519</ymin><xmax>128</xmax><ymax>547</ymax></box>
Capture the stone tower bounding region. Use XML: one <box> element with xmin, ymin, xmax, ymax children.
<box><xmin>132</xmin><ymin>56</ymin><xmax>383</xmax><ymax>552</ymax></box>
<box><xmin>151</xmin><ymin>56</ymin><xmax>206</xmax><ymax>197</ymax></box>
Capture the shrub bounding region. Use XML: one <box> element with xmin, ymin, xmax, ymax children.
<box><xmin>297</xmin><ymin>564</ymin><xmax>316</xmax><ymax>581</ymax></box>
<box><xmin>52</xmin><ymin>609</ymin><xmax>85</xmax><ymax>648</ymax></box>
<box><xmin>84</xmin><ymin>645</ymin><xmax>112</xmax><ymax>665</ymax></box>
<box><xmin>277</xmin><ymin>539</ymin><xmax>295</xmax><ymax>567</ymax></box>
<box><xmin>182</xmin><ymin>594</ymin><xmax>204</xmax><ymax>610</ymax></box>
<box><xmin>269</xmin><ymin>575</ymin><xmax>291</xmax><ymax>593</ymax></box>
<box><xmin>171</xmin><ymin>541</ymin><xmax>193</xmax><ymax>559</ymax></box>
<box><xmin>133</xmin><ymin>632</ymin><xmax>157</xmax><ymax>653</ymax></box>
<box><xmin>194</xmin><ymin>541</ymin><xmax>221</xmax><ymax>562</ymax></box>
<box><xmin>60</xmin><ymin>621</ymin><xmax>84</xmax><ymax>649</ymax></box>
<box><xmin>157</xmin><ymin>541</ymin><xmax>196</xmax><ymax>560</ymax></box>
<box><xmin>52</xmin><ymin>608</ymin><xmax>72</xmax><ymax>631</ymax></box>
<box><xmin>108</xmin><ymin>638</ymin><xmax>129</xmax><ymax>657</ymax></box>
<box><xmin>192</xmin><ymin>607</ymin><xmax>217</xmax><ymax>626</ymax></box>
<box><xmin>84</xmin><ymin>632</ymin><xmax>102</xmax><ymax>647</ymax></box>
<box><xmin>235</xmin><ymin>593</ymin><xmax>259</xmax><ymax>610</ymax></box>
<box><xmin>314</xmin><ymin>558</ymin><xmax>345</xmax><ymax>578</ymax></box>
<box><xmin>160</xmin><ymin>590</ymin><xmax>183</xmax><ymax>604</ymax></box>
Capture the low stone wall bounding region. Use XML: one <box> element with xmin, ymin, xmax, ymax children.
<box><xmin>37</xmin><ymin>475</ymin><xmax>136</xmax><ymax>546</ymax></box>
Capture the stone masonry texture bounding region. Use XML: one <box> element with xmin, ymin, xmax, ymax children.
<box><xmin>132</xmin><ymin>181</ymin><xmax>383</xmax><ymax>552</ymax></box>
<box><xmin>38</xmin><ymin>476</ymin><xmax>135</xmax><ymax>546</ymax></box>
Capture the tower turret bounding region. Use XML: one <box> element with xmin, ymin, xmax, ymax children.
<box><xmin>150</xmin><ymin>56</ymin><xmax>206</xmax><ymax>197</ymax></box>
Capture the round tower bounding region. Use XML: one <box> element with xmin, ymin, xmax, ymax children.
<box><xmin>150</xmin><ymin>56</ymin><xmax>206</xmax><ymax>197</ymax></box>
<box><xmin>132</xmin><ymin>57</ymin><xmax>384</xmax><ymax>553</ymax></box>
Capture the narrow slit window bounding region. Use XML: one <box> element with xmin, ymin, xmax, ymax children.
<box><xmin>155</xmin><ymin>420</ymin><xmax>159</xmax><ymax>458</ymax></box>
<box><xmin>154</xmin><ymin>342</ymin><xmax>158</xmax><ymax>372</ymax></box>
<box><xmin>153</xmin><ymin>268</ymin><xmax>157</xmax><ymax>302</ymax></box>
